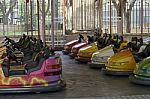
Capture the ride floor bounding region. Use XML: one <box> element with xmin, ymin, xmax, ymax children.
<box><xmin>0</xmin><ymin>52</ymin><xmax>150</xmax><ymax>99</ymax></box>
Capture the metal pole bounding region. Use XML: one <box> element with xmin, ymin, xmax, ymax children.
<box><xmin>62</xmin><ymin>0</ymin><xmax>66</xmax><ymax>35</ymax></box>
<box><xmin>144</xmin><ymin>1</ymin><xmax>146</xmax><ymax>32</ymax></box>
<box><xmin>148</xmin><ymin>2</ymin><xmax>150</xmax><ymax>33</ymax></box>
<box><xmin>42</xmin><ymin>0</ymin><xmax>46</xmax><ymax>45</ymax></box>
<box><xmin>21</xmin><ymin>3</ymin><xmax>23</xmax><ymax>35</ymax></box>
<box><xmin>132</xmin><ymin>2</ymin><xmax>134</xmax><ymax>28</ymax></box>
<box><xmin>104</xmin><ymin>3</ymin><xmax>107</xmax><ymax>28</ymax></box>
<box><xmin>89</xmin><ymin>0</ymin><xmax>92</xmax><ymax>29</ymax></box>
<box><xmin>55</xmin><ymin>0</ymin><xmax>58</xmax><ymax>46</ymax></box>
<box><xmin>30</xmin><ymin>0</ymin><xmax>33</xmax><ymax>36</ymax></box>
<box><xmin>86</xmin><ymin>1</ymin><xmax>88</xmax><ymax>29</ymax></box>
<box><xmin>121</xmin><ymin>0</ymin><xmax>123</xmax><ymax>36</ymax></box>
<box><xmin>72</xmin><ymin>0</ymin><xmax>74</xmax><ymax>30</ymax></box>
<box><xmin>141</xmin><ymin>0</ymin><xmax>143</xmax><ymax>38</ymax></box>
<box><xmin>24</xmin><ymin>2</ymin><xmax>26</xmax><ymax>34</ymax></box>
<box><xmin>66</xmin><ymin>1</ymin><xmax>68</xmax><ymax>30</ymax></box>
<box><xmin>84</xmin><ymin>1</ymin><xmax>86</xmax><ymax>30</ymax></box>
<box><xmin>81</xmin><ymin>0</ymin><xmax>83</xmax><ymax>30</ymax></box>
<box><xmin>79</xmin><ymin>0</ymin><xmax>81</xmax><ymax>30</ymax></box>
<box><xmin>74</xmin><ymin>0</ymin><xmax>76</xmax><ymax>30</ymax></box>
<box><xmin>99</xmin><ymin>0</ymin><xmax>103</xmax><ymax>34</ymax></box>
<box><xmin>37</xmin><ymin>0</ymin><xmax>40</xmax><ymax>39</ymax></box>
<box><xmin>32</xmin><ymin>0</ymin><xmax>35</xmax><ymax>35</ymax></box>
<box><xmin>26</xmin><ymin>1</ymin><xmax>29</xmax><ymax>35</ymax></box>
<box><xmin>93</xmin><ymin>0</ymin><xmax>96</xmax><ymax>31</ymax></box>
<box><xmin>136</xmin><ymin>2</ymin><xmax>138</xmax><ymax>33</ymax></box>
<box><xmin>110</xmin><ymin>0</ymin><xmax>112</xmax><ymax>34</ymax></box>
<box><xmin>17</xmin><ymin>1</ymin><xmax>19</xmax><ymax>34</ymax></box>
<box><xmin>3</xmin><ymin>0</ymin><xmax>6</xmax><ymax>36</ymax></box>
<box><xmin>14</xmin><ymin>17</ymin><xmax>15</xmax><ymax>36</ymax></box>
<box><xmin>51</xmin><ymin>0</ymin><xmax>55</xmax><ymax>49</ymax></box>
<box><xmin>74</xmin><ymin>0</ymin><xmax>77</xmax><ymax>30</ymax></box>
<box><xmin>96</xmin><ymin>1</ymin><xmax>98</xmax><ymax>30</ymax></box>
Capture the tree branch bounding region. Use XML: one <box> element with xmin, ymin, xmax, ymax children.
<box><xmin>0</xmin><ymin>1</ymin><xmax>5</xmax><ymax>15</ymax></box>
<box><xmin>0</xmin><ymin>1</ymin><xmax>3</xmax><ymax>10</ymax></box>
<box><xmin>124</xmin><ymin>0</ymin><xmax>136</xmax><ymax>19</ymax></box>
<box><xmin>112</xmin><ymin>0</ymin><xmax>119</xmax><ymax>10</ymax></box>
<box><xmin>6</xmin><ymin>0</ymin><xmax>17</xmax><ymax>17</ymax></box>
<box><xmin>45</xmin><ymin>0</ymin><xmax>50</xmax><ymax>15</ymax></box>
<box><xmin>123</xmin><ymin>0</ymin><xmax>127</xmax><ymax>12</ymax></box>
<box><xmin>40</xmin><ymin>0</ymin><xmax>50</xmax><ymax>16</ymax></box>
<box><xmin>129</xmin><ymin>0</ymin><xmax>136</xmax><ymax>10</ymax></box>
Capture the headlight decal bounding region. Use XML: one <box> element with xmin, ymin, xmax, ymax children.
<box><xmin>109</xmin><ymin>61</ymin><xmax>129</xmax><ymax>66</ymax></box>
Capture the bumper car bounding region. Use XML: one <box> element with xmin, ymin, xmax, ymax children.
<box><xmin>143</xmin><ymin>37</ymin><xmax>150</xmax><ymax>43</ymax></box>
<box><xmin>0</xmin><ymin>45</ymin><xmax>6</xmax><ymax>64</ymax></box>
<box><xmin>88</xmin><ymin>35</ymin><xmax>127</xmax><ymax>69</ymax></box>
<box><xmin>69</xmin><ymin>42</ymin><xmax>88</xmax><ymax>58</ymax></box>
<box><xmin>129</xmin><ymin>57</ymin><xmax>150</xmax><ymax>85</ymax></box>
<box><xmin>62</xmin><ymin>40</ymin><xmax>79</xmax><ymax>55</ymax></box>
<box><xmin>102</xmin><ymin>37</ymin><xmax>145</xmax><ymax>75</ymax></box>
<box><xmin>0</xmin><ymin>36</ymin><xmax>66</xmax><ymax>93</ymax></box>
<box><xmin>0</xmin><ymin>50</ymin><xmax>65</xmax><ymax>93</ymax></box>
<box><xmin>129</xmin><ymin>41</ymin><xmax>150</xmax><ymax>85</ymax></box>
<box><xmin>102</xmin><ymin>49</ymin><xmax>136</xmax><ymax>75</ymax></box>
<box><xmin>62</xmin><ymin>33</ymin><xmax>85</xmax><ymax>55</ymax></box>
<box><xmin>89</xmin><ymin>45</ymin><xmax>114</xmax><ymax>68</ymax></box>
<box><xmin>75</xmin><ymin>42</ymin><xmax>98</xmax><ymax>63</ymax></box>
<box><xmin>0</xmin><ymin>38</ymin><xmax>10</xmax><ymax>64</ymax></box>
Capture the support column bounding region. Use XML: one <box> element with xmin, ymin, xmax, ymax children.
<box><xmin>51</xmin><ymin>0</ymin><xmax>55</xmax><ymax>49</ymax></box>
<box><xmin>109</xmin><ymin>0</ymin><xmax>112</xmax><ymax>34</ymax></box>
<box><xmin>117</xmin><ymin>0</ymin><xmax>123</xmax><ymax>36</ymax></box>
<box><xmin>99</xmin><ymin>0</ymin><xmax>103</xmax><ymax>34</ymax></box>
<box><xmin>141</xmin><ymin>0</ymin><xmax>143</xmax><ymax>38</ymax></box>
<box><xmin>72</xmin><ymin>0</ymin><xmax>74</xmax><ymax>30</ymax></box>
<box><xmin>81</xmin><ymin>0</ymin><xmax>83</xmax><ymax>30</ymax></box>
<box><xmin>30</xmin><ymin>0</ymin><xmax>33</xmax><ymax>36</ymax></box>
<box><xmin>37</xmin><ymin>0</ymin><xmax>40</xmax><ymax>39</ymax></box>
<box><xmin>121</xmin><ymin>0</ymin><xmax>124</xmax><ymax>36</ymax></box>
<box><xmin>42</xmin><ymin>0</ymin><xmax>46</xmax><ymax>45</ymax></box>
<box><xmin>26</xmin><ymin>0</ymin><xmax>29</xmax><ymax>35</ymax></box>
<box><xmin>63</xmin><ymin>0</ymin><xmax>67</xmax><ymax>35</ymax></box>
<box><xmin>93</xmin><ymin>0</ymin><xmax>96</xmax><ymax>31</ymax></box>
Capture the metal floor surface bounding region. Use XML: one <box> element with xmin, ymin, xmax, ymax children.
<box><xmin>0</xmin><ymin>53</ymin><xmax>150</xmax><ymax>99</ymax></box>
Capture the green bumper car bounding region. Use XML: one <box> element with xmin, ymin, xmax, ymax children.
<box><xmin>129</xmin><ymin>57</ymin><xmax>150</xmax><ymax>85</ymax></box>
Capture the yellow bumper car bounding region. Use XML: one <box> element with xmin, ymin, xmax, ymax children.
<box><xmin>75</xmin><ymin>42</ymin><xmax>98</xmax><ymax>63</ymax></box>
<box><xmin>0</xmin><ymin>43</ymin><xmax>7</xmax><ymax>64</ymax></box>
<box><xmin>102</xmin><ymin>49</ymin><xmax>136</xmax><ymax>75</ymax></box>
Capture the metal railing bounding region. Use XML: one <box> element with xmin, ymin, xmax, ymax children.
<box><xmin>65</xmin><ymin>0</ymin><xmax>150</xmax><ymax>35</ymax></box>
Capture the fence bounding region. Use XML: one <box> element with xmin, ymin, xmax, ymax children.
<box><xmin>65</xmin><ymin>0</ymin><xmax>150</xmax><ymax>35</ymax></box>
<box><xmin>0</xmin><ymin>0</ymin><xmax>66</xmax><ymax>48</ymax></box>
